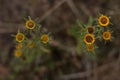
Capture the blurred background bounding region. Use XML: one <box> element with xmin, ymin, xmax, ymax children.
<box><xmin>0</xmin><ymin>0</ymin><xmax>120</xmax><ymax>80</ymax></box>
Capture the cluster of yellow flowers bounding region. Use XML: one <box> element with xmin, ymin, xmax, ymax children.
<box><xmin>14</xmin><ymin>17</ymin><xmax>50</xmax><ymax>59</ymax></box>
<box><xmin>98</xmin><ymin>15</ymin><xmax>112</xmax><ymax>41</ymax></box>
<box><xmin>13</xmin><ymin>14</ymin><xmax>113</xmax><ymax>59</ymax></box>
<box><xmin>76</xmin><ymin>14</ymin><xmax>113</xmax><ymax>54</ymax></box>
<box><xmin>98</xmin><ymin>15</ymin><xmax>113</xmax><ymax>40</ymax></box>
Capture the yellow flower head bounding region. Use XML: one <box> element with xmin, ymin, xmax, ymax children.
<box><xmin>26</xmin><ymin>20</ymin><xmax>35</xmax><ymax>29</ymax></box>
<box><xmin>41</xmin><ymin>34</ymin><xmax>49</xmax><ymax>44</ymax></box>
<box><xmin>87</xmin><ymin>27</ymin><xmax>94</xmax><ymax>34</ymax></box>
<box><xmin>16</xmin><ymin>33</ymin><xmax>25</xmax><ymax>43</ymax></box>
<box><xmin>98</xmin><ymin>15</ymin><xmax>110</xmax><ymax>27</ymax></box>
<box><xmin>87</xmin><ymin>44</ymin><xmax>94</xmax><ymax>52</ymax></box>
<box><xmin>84</xmin><ymin>34</ymin><xmax>95</xmax><ymax>44</ymax></box>
<box><xmin>14</xmin><ymin>50</ymin><xmax>22</xmax><ymax>57</ymax></box>
<box><xmin>28</xmin><ymin>42</ymin><xmax>35</xmax><ymax>49</ymax></box>
<box><xmin>16</xmin><ymin>43</ymin><xmax>22</xmax><ymax>49</ymax></box>
<box><xmin>102</xmin><ymin>31</ymin><xmax>111</xmax><ymax>40</ymax></box>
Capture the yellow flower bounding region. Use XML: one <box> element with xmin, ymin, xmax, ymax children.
<box><xmin>98</xmin><ymin>15</ymin><xmax>110</xmax><ymax>27</ymax></box>
<box><xmin>84</xmin><ymin>34</ymin><xmax>95</xmax><ymax>45</ymax></box>
<box><xmin>16</xmin><ymin>43</ymin><xmax>22</xmax><ymax>49</ymax></box>
<box><xmin>87</xmin><ymin>44</ymin><xmax>94</xmax><ymax>52</ymax></box>
<box><xmin>87</xmin><ymin>27</ymin><xmax>94</xmax><ymax>34</ymax></box>
<box><xmin>28</xmin><ymin>42</ymin><xmax>35</xmax><ymax>48</ymax></box>
<box><xmin>26</xmin><ymin>20</ymin><xmax>35</xmax><ymax>29</ymax></box>
<box><xmin>102</xmin><ymin>31</ymin><xmax>111</xmax><ymax>40</ymax></box>
<box><xmin>14</xmin><ymin>49</ymin><xmax>22</xmax><ymax>57</ymax></box>
<box><xmin>41</xmin><ymin>34</ymin><xmax>49</xmax><ymax>44</ymax></box>
<box><xmin>16</xmin><ymin>33</ymin><xmax>25</xmax><ymax>43</ymax></box>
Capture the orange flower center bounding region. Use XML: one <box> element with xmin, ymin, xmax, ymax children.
<box><xmin>17</xmin><ymin>34</ymin><xmax>23</xmax><ymax>40</ymax></box>
<box><xmin>86</xmin><ymin>36</ymin><xmax>93</xmax><ymax>43</ymax></box>
<box><xmin>104</xmin><ymin>33</ymin><xmax>109</xmax><ymax>38</ymax></box>
<box><xmin>16</xmin><ymin>44</ymin><xmax>22</xmax><ymax>49</ymax></box>
<box><xmin>101</xmin><ymin>17</ymin><xmax>107</xmax><ymax>24</ymax></box>
<box><xmin>28</xmin><ymin>21</ymin><xmax>34</xmax><ymax>28</ymax></box>
<box><xmin>87</xmin><ymin>45</ymin><xmax>94</xmax><ymax>51</ymax></box>
<box><xmin>88</xmin><ymin>27</ymin><xmax>94</xmax><ymax>33</ymax></box>
<box><xmin>42</xmin><ymin>36</ymin><xmax>48</xmax><ymax>42</ymax></box>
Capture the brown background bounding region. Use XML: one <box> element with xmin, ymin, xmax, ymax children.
<box><xmin>0</xmin><ymin>0</ymin><xmax>120</xmax><ymax>80</ymax></box>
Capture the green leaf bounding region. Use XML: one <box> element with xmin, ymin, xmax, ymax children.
<box><xmin>77</xmin><ymin>20</ymin><xmax>85</xmax><ymax>28</ymax></box>
<box><xmin>69</xmin><ymin>25</ymin><xmax>80</xmax><ymax>38</ymax></box>
<box><xmin>14</xmin><ymin>65</ymin><xmax>21</xmax><ymax>73</ymax></box>
<box><xmin>88</xmin><ymin>16</ymin><xmax>94</xmax><ymax>26</ymax></box>
<box><xmin>76</xmin><ymin>39</ymin><xmax>82</xmax><ymax>54</ymax></box>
